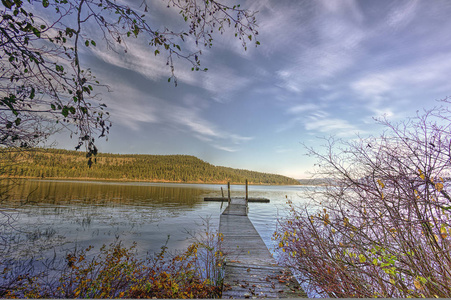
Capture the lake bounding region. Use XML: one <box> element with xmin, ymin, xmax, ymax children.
<box><xmin>1</xmin><ymin>180</ymin><xmax>311</xmax><ymax>262</ymax></box>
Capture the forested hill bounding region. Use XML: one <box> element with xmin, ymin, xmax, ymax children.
<box><xmin>3</xmin><ymin>149</ymin><xmax>299</xmax><ymax>185</ymax></box>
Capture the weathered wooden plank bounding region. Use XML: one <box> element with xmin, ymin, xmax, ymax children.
<box><xmin>222</xmin><ymin>205</ymin><xmax>247</xmax><ymax>216</ymax></box>
<box><xmin>220</xmin><ymin>214</ymin><xmax>275</xmax><ymax>266</ymax></box>
<box><xmin>224</xmin><ymin>263</ymin><xmax>282</xmax><ymax>271</ymax></box>
<box><xmin>222</xmin><ymin>263</ymin><xmax>306</xmax><ymax>298</ymax></box>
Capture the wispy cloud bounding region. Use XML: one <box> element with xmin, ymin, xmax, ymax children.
<box><xmin>304</xmin><ymin>117</ymin><xmax>358</xmax><ymax>136</ymax></box>
<box><xmin>107</xmin><ymin>102</ymin><xmax>158</xmax><ymax>131</ymax></box>
<box><xmin>277</xmin><ymin>108</ymin><xmax>361</xmax><ymax>137</ymax></box>
<box><xmin>170</xmin><ymin>106</ymin><xmax>253</xmax><ymax>150</ymax></box>
<box><xmin>351</xmin><ymin>53</ymin><xmax>451</xmax><ymax>117</ymax></box>
<box><xmin>84</xmin><ymin>65</ymin><xmax>253</xmax><ymax>151</ymax></box>
<box><xmin>246</xmin><ymin>0</ymin><xmax>311</xmax><ymax>57</ymax></box>
<box><xmin>200</xmin><ymin>65</ymin><xmax>251</xmax><ymax>103</ymax></box>
<box><xmin>267</xmin><ymin>0</ymin><xmax>451</xmax><ymax>139</ymax></box>
<box><xmin>269</xmin><ymin>0</ymin><xmax>366</xmax><ymax>93</ymax></box>
<box><xmin>212</xmin><ymin>144</ymin><xmax>239</xmax><ymax>152</ymax></box>
<box><xmin>89</xmin><ymin>41</ymin><xmax>199</xmax><ymax>86</ymax></box>
<box><xmin>287</xmin><ymin>103</ymin><xmax>321</xmax><ymax>114</ymax></box>
<box><xmin>386</xmin><ymin>0</ymin><xmax>419</xmax><ymax>29</ymax></box>
<box><xmin>90</xmin><ymin>37</ymin><xmax>252</xmax><ymax>105</ymax></box>
<box><xmin>91</xmin><ymin>83</ymin><xmax>159</xmax><ymax>131</ymax></box>
<box><xmin>277</xmin><ymin>103</ymin><xmax>322</xmax><ymax>132</ymax></box>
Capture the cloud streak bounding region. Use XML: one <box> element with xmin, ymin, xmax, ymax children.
<box><xmin>169</xmin><ymin>105</ymin><xmax>253</xmax><ymax>151</ymax></box>
<box><xmin>351</xmin><ymin>52</ymin><xmax>451</xmax><ymax>117</ymax></box>
<box><xmin>269</xmin><ymin>0</ymin><xmax>366</xmax><ymax>93</ymax></box>
<box><xmin>89</xmin><ymin>41</ymin><xmax>199</xmax><ymax>86</ymax></box>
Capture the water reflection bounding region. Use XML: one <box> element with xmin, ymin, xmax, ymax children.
<box><xmin>6</xmin><ymin>180</ymin><xmax>211</xmax><ymax>208</ymax></box>
<box><xmin>1</xmin><ymin>180</ymin><xmax>310</xmax><ymax>262</ymax></box>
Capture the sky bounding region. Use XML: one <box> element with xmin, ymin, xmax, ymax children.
<box><xmin>51</xmin><ymin>0</ymin><xmax>451</xmax><ymax>179</ymax></box>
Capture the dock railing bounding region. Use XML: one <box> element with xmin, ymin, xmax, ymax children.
<box><xmin>204</xmin><ymin>180</ymin><xmax>270</xmax><ymax>205</ymax></box>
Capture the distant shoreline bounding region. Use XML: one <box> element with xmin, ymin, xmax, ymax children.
<box><xmin>1</xmin><ymin>148</ymin><xmax>301</xmax><ymax>185</ymax></box>
<box><xmin>0</xmin><ymin>176</ymin><xmax>304</xmax><ymax>186</ymax></box>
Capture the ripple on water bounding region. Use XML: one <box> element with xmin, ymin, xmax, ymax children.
<box><xmin>2</xmin><ymin>180</ymin><xmax>309</xmax><ymax>262</ymax></box>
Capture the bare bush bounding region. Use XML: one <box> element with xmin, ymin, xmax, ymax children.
<box><xmin>276</xmin><ymin>104</ymin><xmax>451</xmax><ymax>297</ymax></box>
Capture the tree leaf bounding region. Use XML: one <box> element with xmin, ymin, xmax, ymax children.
<box><xmin>62</xmin><ymin>107</ymin><xmax>69</xmax><ymax>117</ymax></box>
<box><xmin>2</xmin><ymin>0</ymin><xmax>14</xmax><ymax>9</ymax></box>
<box><xmin>418</xmin><ymin>169</ymin><xmax>425</xmax><ymax>180</ymax></box>
<box><xmin>30</xmin><ymin>87</ymin><xmax>35</xmax><ymax>99</ymax></box>
<box><xmin>32</xmin><ymin>27</ymin><xmax>41</xmax><ymax>38</ymax></box>
<box><xmin>435</xmin><ymin>182</ymin><xmax>444</xmax><ymax>192</ymax></box>
<box><xmin>359</xmin><ymin>254</ymin><xmax>366</xmax><ymax>263</ymax></box>
<box><xmin>414</xmin><ymin>279</ymin><xmax>423</xmax><ymax>290</ymax></box>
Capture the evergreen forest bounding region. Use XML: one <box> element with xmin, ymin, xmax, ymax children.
<box><xmin>1</xmin><ymin>148</ymin><xmax>299</xmax><ymax>185</ymax></box>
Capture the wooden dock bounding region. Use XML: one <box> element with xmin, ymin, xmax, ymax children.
<box><xmin>219</xmin><ymin>198</ymin><xmax>306</xmax><ymax>298</ymax></box>
<box><xmin>205</xmin><ymin>197</ymin><xmax>270</xmax><ymax>203</ymax></box>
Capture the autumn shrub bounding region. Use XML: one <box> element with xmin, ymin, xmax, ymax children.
<box><xmin>276</xmin><ymin>105</ymin><xmax>451</xmax><ymax>297</ymax></box>
<box><xmin>1</xmin><ymin>223</ymin><xmax>225</xmax><ymax>298</ymax></box>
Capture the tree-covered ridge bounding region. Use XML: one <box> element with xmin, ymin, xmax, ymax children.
<box><xmin>2</xmin><ymin>149</ymin><xmax>299</xmax><ymax>185</ymax></box>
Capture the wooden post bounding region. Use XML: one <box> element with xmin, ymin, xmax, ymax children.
<box><xmin>245</xmin><ymin>179</ymin><xmax>249</xmax><ymax>215</ymax></box>
<box><xmin>220</xmin><ymin>187</ymin><xmax>225</xmax><ymax>210</ymax></box>
<box><xmin>245</xmin><ymin>179</ymin><xmax>248</xmax><ymax>204</ymax></box>
<box><xmin>227</xmin><ymin>182</ymin><xmax>231</xmax><ymax>205</ymax></box>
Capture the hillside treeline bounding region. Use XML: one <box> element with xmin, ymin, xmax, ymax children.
<box><xmin>1</xmin><ymin>149</ymin><xmax>299</xmax><ymax>185</ymax></box>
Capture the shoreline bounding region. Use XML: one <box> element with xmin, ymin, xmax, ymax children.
<box><xmin>0</xmin><ymin>176</ymin><xmax>302</xmax><ymax>186</ymax></box>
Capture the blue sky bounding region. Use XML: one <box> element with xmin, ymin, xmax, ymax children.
<box><xmin>52</xmin><ymin>0</ymin><xmax>451</xmax><ymax>179</ymax></box>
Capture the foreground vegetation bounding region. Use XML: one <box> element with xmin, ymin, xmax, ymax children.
<box><xmin>276</xmin><ymin>104</ymin><xmax>451</xmax><ymax>297</ymax></box>
<box><xmin>1</xmin><ymin>223</ymin><xmax>225</xmax><ymax>298</ymax></box>
<box><xmin>1</xmin><ymin>148</ymin><xmax>299</xmax><ymax>185</ymax></box>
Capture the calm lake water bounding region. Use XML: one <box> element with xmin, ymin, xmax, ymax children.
<box><xmin>1</xmin><ymin>180</ymin><xmax>311</xmax><ymax>261</ymax></box>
